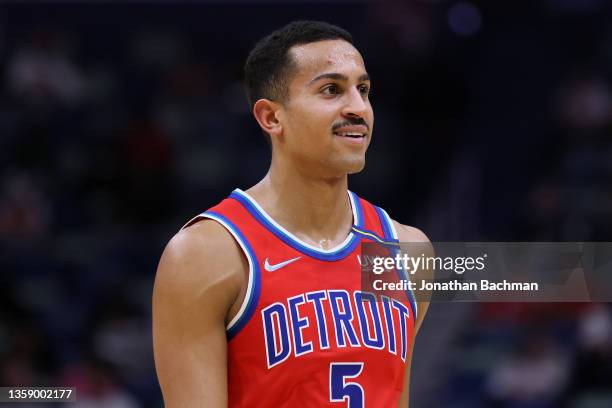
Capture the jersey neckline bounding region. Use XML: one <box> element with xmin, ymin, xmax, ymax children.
<box><xmin>230</xmin><ymin>188</ymin><xmax>364</xmax><ymax>261</ymax></box>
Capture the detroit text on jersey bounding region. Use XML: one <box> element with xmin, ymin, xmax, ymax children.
<box><xmin>182</xmin><ymin>189</ymin><xmax>417</xmax><ymax>407</ymax></box>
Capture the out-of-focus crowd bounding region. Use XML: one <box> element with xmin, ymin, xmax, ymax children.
<box><xmin>1</xmin><ymin>1</ymin><xmax>611</xmax><ymax>406</ymax></box>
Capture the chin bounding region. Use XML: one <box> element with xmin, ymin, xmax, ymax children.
<box><xmin>316</xmin><ymin>154</ymin><xmax>366</xmax><ymax>178</ymax></box>
<box><xmin>343</xmin><ymin>157</ymin><xmax>366</xmax><ymax>175</ymax></box>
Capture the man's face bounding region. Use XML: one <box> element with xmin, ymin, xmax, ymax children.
<box><xmin>275</xmin><ymin>39</ymin><xmax>373</xmax><ymax>177</ymax></box>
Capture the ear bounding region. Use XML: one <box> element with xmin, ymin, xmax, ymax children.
<box><xmin>253</xmin><ymin>99</ymin><xmax>283</xmax><ymax>139</ymax></box>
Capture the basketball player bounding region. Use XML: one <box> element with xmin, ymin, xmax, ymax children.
<box><xmin>153</xmin><ymin>21</ymin><xmax>430</xmax><ymax>407</ymax></box>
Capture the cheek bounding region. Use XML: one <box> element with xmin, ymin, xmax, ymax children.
<box><xmin>287</xmin><ymin>108</ymin><xmax>334</xmax><ymax>146</ymax></box>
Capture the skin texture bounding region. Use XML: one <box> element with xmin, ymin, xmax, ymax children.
<box><xmin>153</xmin><ymin>39</ymin><xmax>430</xmax><ymax>408</ymax></box>
<box><xmin>153</xmin><ymin>221</ymin><xmax>245</xmax><ymax>407</ymax></box>
<box><xmin>394</xmin><ymin>222</ymin><xmax>433</xmax><ymax>408</ymax></box>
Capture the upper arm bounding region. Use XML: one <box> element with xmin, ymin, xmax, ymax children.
<box><xmin>152</xmin><ymin>220</ymin><xmax>245</xmax><ymax>407</ymax></box>
<box><xmin>394</xmin><ymin>223</ymin><xmax>432</xmax><ymax>334</ymax></box>
<box><xmin>393</xmin><ymin>222</ymin><xmax>432</xmax><ymax>408</ymax></box>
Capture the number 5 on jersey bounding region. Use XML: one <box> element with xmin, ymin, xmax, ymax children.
<box><xmin>329</xmin><ymin>362</ymin><xmax>364</xmax><ymax>407</ymax></box>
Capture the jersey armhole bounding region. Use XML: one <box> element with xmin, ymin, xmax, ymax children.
<box><xmin>182</xmin><ymin>211</ymin><xmax>262</xmax><ymax>341</ymax></box>
<box><xmin>374</xmin><ymin>206</ymin><xmax>418</xmax><ymax>321</ymax></box>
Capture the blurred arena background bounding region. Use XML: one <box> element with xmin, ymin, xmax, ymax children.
<box><xmin>1</xmin><ymin>1</ymin><xmax>611</xmax><ymax>407</ymax></box>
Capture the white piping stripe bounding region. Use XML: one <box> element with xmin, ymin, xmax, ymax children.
<box><xmin>198</xmin><ymin>213</ymin><xmax>256</xmax><ymax>331</ymax></box>
<box><xmin>348</xmin><ymin>191</ymin><xmax>361</xmax><ymax>225</ymax></box>
<box><xmin>234</xmin><ymin>189</ymin><xmax>358</xmax><ymax>254</ymax></box>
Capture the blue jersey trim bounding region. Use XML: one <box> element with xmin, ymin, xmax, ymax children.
<box><xmin>374</xmin><ymin>206</ymin><xmax>418</xmax><ymax>322</ymax></box>
<box><xmin>374</xmin><ymin>206</ymin><xmax>394</xmax><ymax>241</ymax></box>
<box><xmin>229</xmin><ymin>190</ymin><xmax>364</xmax><ymax>261</ymax></box>
<box><xmin>201</xmin><ymin>211</ymin><xmax>262</xmax><ymax>341</ymax></box>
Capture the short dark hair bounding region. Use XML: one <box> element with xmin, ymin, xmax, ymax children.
<box><xmin>244</xmin><ymin>20</ymin><xmax>353</xmax><ymax>109</ymax></box>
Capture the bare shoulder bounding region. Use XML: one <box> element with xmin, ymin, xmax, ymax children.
<box><xmin>390</xmin><ymin>220</ymin><xmax>431</xmax><ymax>334</ymax></box>
<box><xmin>160</xmin><ymin>219</ymin><xmax>246</xmax><ymax>272</ymax></box>
<box><xmin>153</xmin><ymin>219</ymin><xmax>246</xmax><ymax>406</ymax></box>
<box><xmin>391</xmin><ymin>220</ymin><xmax>430</xmax><ymax>243</ymax></box>
<box><xmin>154</xmin><ymin>219</ymin><xmax>246</xmax><ymax>322</ymax></box>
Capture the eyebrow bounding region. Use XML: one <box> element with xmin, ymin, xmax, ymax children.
<box><xmin>309</xmin><ymin>72</ymin><xmax>370</xmax><ymax>85</ymax></box>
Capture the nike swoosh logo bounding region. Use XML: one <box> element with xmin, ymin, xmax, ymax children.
<box><xmin>264</xmin><ymin>256</ymin><xmax>302</xmax><ymax>272</ymax></box>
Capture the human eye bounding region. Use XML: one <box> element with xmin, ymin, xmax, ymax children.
<box><xmin>358</xmin><ymin>83</ymin><xmax>371</xmax><ymax>97</ymax></box>
<box><xmin>321</xmin><ymin>84</ymin><xmax>340</xmax><ymax>96</ymax></box>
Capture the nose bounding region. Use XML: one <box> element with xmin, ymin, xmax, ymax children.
<box><xmin>341</xmin><ymin>87</ymin><xmax>368</xmax><ymax>118</ymax></box>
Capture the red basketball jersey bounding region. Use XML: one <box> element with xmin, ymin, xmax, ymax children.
<box><xmin>184</xmin><ymin>189</ymin><xmax>417</xmax><ymax>407</ymax></box>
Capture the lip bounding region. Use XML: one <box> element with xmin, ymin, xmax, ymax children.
<box><xmin>333</xmin><ymin>132</ymin><xmax>367</xmax><ymax>145</ymax></box>
<box><xmin>336</xmin><ymin>135</ymin><xmax>366</xmax><ymax>145</ymax></box>
<box><xmin>332</xmin><ymin>125</ymin><xmax>369</xmax><ymax>136</ymax></box>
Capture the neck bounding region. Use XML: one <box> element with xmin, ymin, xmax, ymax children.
<box><xmin>246</xmin><ymin>161</ymin><xmax>354</xmax><ymax>249</ymax></box>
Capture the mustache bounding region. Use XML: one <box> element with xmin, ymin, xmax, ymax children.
<box><xmin>332</xmin><ymin>117</ymin><xmax>369</xmax><ymax>132</ymax></box>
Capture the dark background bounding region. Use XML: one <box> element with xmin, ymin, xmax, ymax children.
<box><xmin>1</xmin><ymin>1</ymin><xmax>611</xmax><ymax>407</ymax></box>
